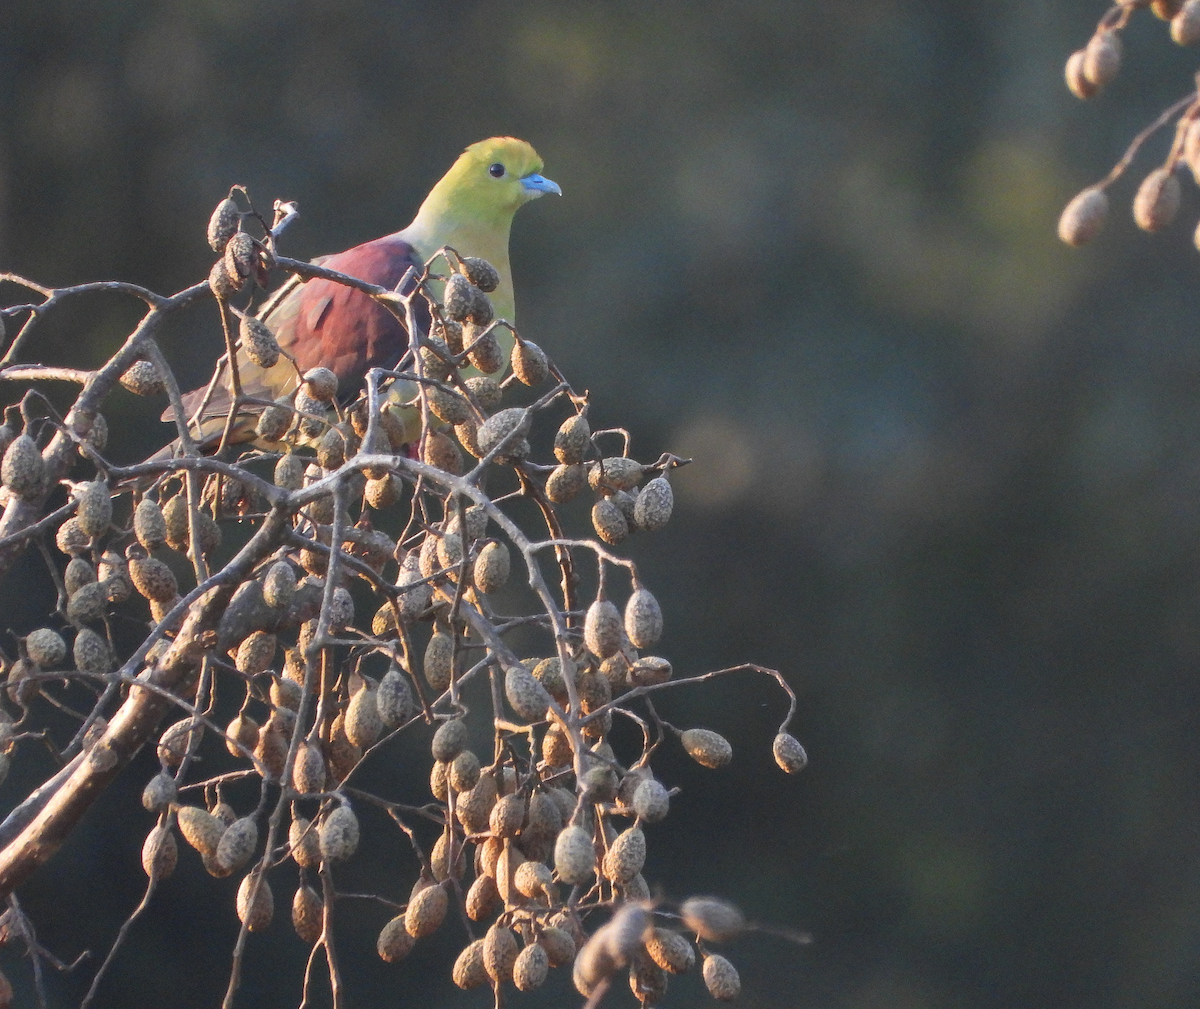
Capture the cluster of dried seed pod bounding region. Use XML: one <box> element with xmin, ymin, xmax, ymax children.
<box><xmin>1060</xmin><ymin>1</ymin><xmax>1200</xmax><ymax>250</ymax></box>
<box><xmin>0</xmin><ymin>193</ymin><xmax>808</xmax><ymax>1008</ymax></box>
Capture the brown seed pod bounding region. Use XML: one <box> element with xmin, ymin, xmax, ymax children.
<box><xmin>702</xmin><ymin>952</ymin><xmax>741</xmax><ymax>1001</ymax></box>
<box><xmin>142</xmin><ymin>772</ymin><xmax>177</xmax><ymax>813</ymax></box>
<box><xmin>141</xmin><ymin>822</ymin><xmax>178</xmax><ymax>880</ymax></box>
<box><xmin>477</xmin><ymin>407</ymin><xmax>531</xmax><ymax>460</ymax></box>
<box><xmin>632</xmin><ymin>777</ymin><xmax>670</xmax><ymax>822</ymax></box>
<box><xmin>473</xmin><ymin>541</ymin><xmax>510</xmax><ymax>594</ymax></box>
<box><xmin>602</xmin><ymin>825</ymin><xmax>646</xmax><ymax>883</ymax></box>
<box><xmin>224</xmin><ymin>231</ymin><xmax>256</xmax><ymax>282</ymax></box>
<box><xmin>1173</xmin><ymin>0</ymin><xmax>1200</xmax><ymax>43</ymax></box>
<box><xmin>71</xmin><ymin>481</ymin><xmax>110</xmax><ymax>539</ymax></box>
<box><xmin>542</xmin><ymin>722</ymin><xmax>573</xmax><ymax>767</ymax></box>
<box><xmin>554</xmin><ymin>414</ymin><xmax>590</xmax><ymax>465</ymax></box>
<box><xmin>588</xmin><ymin>456</ymin><xmax>643</xmax><ymax>493</ymax></box>
<box><xmin>302</xmin><ymin>366</ymin><xmax>339</xmax><ymax>403</ymax></box>
<box><xmin>585</xmin><ymin>598</ymin><xmax>623</xmax><ymax>659</ymax></box>
<box><xmin>129</xmin><ymin>555</ymin><xmax>179</xmax><ymax>604</ymax></box>
<box><xmin>514</xmin><ymin>859</ymin><xmax>554</xmax><ymax>899</ymax></box>
<box><xmin>591</xmin><ymin>497</ymin><xmax>629</xmax><ymax>545</ymax></box>
<box><xmin>289</xmin><ymin>816</ymin><xmax>321</xmax><ymax>869</ymax></box>
<box><xmin>1056</xmin><ymin>185</ymin><xmax>1108</xmax><ymax>247</ymax></box>
<box><xmin>260</xmin><ymin>560</ymin><xmax>295</xmax><ymax>610</ymax></box>
<box><xmin>453</xmin><ymin>938</ymin><xmax>489</xmax><ymax>989</ymax></box>
<box><xmin>292</xmin><ymin>740</ymin><xmax>327</xmax><ymax>794</ymax></box>
<box><xmin>457</xmin><ymin>772</ymin><xmax>499</xmax><ymax>835</ymax></box>
<box><xmin>448</xmin><ymin>749</ymin><xmax>481</xmax><ymax>793</ymax></box>
<box><xmin>444</xmin><ymin>273</ymin><xmax>475</xmax><ymax>321</ymax></box>
<box><xmin>209</xmin><ymin>257</ymin><xmax>241</xmax><ymax>299</ymax></box>
<box><xmin>378</xmin><ymin>914</ymin><xmax>416</xmax><ymax>962</ymax></box>
<box><xmin>463</xmin><ymin>375</ymin><xmax>501</xmax><ymax>413</ymax></box>
<box><xmin>1133</xmin><ymin>167</ymin><xmax>1181</xmax><ymax>232</ymax></box>
<box><xmin>98</xmin><ymin>551</ymin><xmax>132</xmax><ymax>602</ymax></box>
<box><xmin>376</xmin><ymin>665</ymin><xmax>415</xmax><ymax>728</ymax></box>
<box><xmin>67</xmin><ymin>577</ymin><xmax>106</xmax><ymax>625</ymax></box>
<box><xmin>512</xmin><ymin>340</ymin><xmax>550</xmax><ymax>386</ymax></box>
<box><xmin>773</xmin><ymin>731</ymin><xmax>808</xmax><ymax>773</ymax></box>
<box><xmin>225</xmin><ymin>713</ymin><xmax>259</xmax><ymax>758</ymax></box>
<box><xmin>681</xmin><ymin>896</ymin><xmax>745</xmax><ymax>942</ymax></box>
<box><xmin>55</xmin><ymin>516</ymin><xmax>89</xmax><ymax>556</ymax></box>
<box><xmin>546</xmin><ymin>463</ymin><xmax>586</xmax><ymax>503</ymax></box>
<box><xmin>465</xmin><ymin>872</ymin><xmax>500</xmax><ymax>921</ymax></box>
<box><xmin>157</xmin><ymin>718</ymin><xmax>199</xmax><ymax>767</ymax></box>
<box><xmin>72</xmin><ymin>627</ymin><xmax>111</xmax><ymax>675</ymax></box>
<box><xmin>216</xmin><ymin>815</ymin><xmax>259</xmax><ymax>872</ymax></box>
<box><xmin>646</xmin><ymin>927</ymin><xmax>696</xmax><ymax>974</ymax></box>
<box><xmin>239</xmin><ymin>313</ymin><xmax>281</xmax><ymax>369</ymax></box>
<box><xmin>513</xmin><ymin>942</ymin><xmax>550</xmax><ymax>991</ymax></box>
<box><xmin>292</xmin><ymin>884</ymin><xmax>323</xmax><ymax>944</ymax></box>
<box><xmin>207</xmin><ymin>197</ymin><xmax>240</xmax><ymax>252</ymax></box>
<box><xmin>255</xmin><ymin>725</ymin><xmax>289</xmax><ymax>778</ymax></box>
<box><xmin>462</xmin><ymin>256</ymin><xmax>500</xmax><ymax>292</ymax></box>
<box><xmin>120</xmin><ymin>358</ymin><xmax>167</xmax><ymax>397</ymax></box>
<box><xmin>555</xmin><ymin>824</ymin><xmax>595</xmax><ymax>885</ymax></box>
<box><xmin>345</xmin><ymin>682</ymin><xmax>383</xmax><ymax>749</ymax></box>
<box><xmin>420</xmin><ymin>337</ymin><xmax>456</xmax><ymax>379</ymax></box>
<box><xmin>235</xmin><ymin>630</ymin><xmax>276</xmax><ymax>676</ymax></box>
<box><xmin>505</xmin><ymin>662</ymin><xmax>552</xmax><ymax>720</ymax></box>
<box><xmin>2</xmin><ymin>434</ymin><xmax>44</xmax><ymax>499</ymax></box>
<box><xmin>431</xmin><ymin>717</ymin><xmax>469</xmax><ymax>762</ymax></box>
<box><xmin>405</xmin><ymin>881</ymin><xmax>449</xmax><ymax>937</ymax></box>
<box><xmin>630</xmin><ymin>948</ymin><xmax>670</xmax><ymax>1003</ymax></box>
<box><xmin>176</xmin><ymin>806</ymin><xmax>226</xmax><ymax>859</ymax></box>
<box><xmin>133</xmin><ymin>498</ymin><xmax>167</xmax><ymax>551</ymax></box>
<box><xmin>428</xmin><ymin>385</ymin><xmax>470</xmax><ymax>425</ymax></box>
<box><xmin>364</xmin><ymin>472</ymin><xmax>401</xmax><ymax>510</ymax></box>
<box><xmin>539</xmin><ymin>925</ymin><xmax>577</xmax><ymax>967</ymax></box>
<box><xmin>423</xmin><ymin>429</ymin><xmax>464</xmax><ymax>474</ymax></box>
<box><xmin>237</xmin><ymin>872</ymin><xmax>274</xmax><ymax>932</ymax></box>
<box><xmin>634</xmin><ymin>474</ymin><xmax>674</xmax><ymax>531</ymax></box>
<box><xmin>1064</xmin><ymin>50</ymin><xmax>1097</xmax><ymax>100</ymax></box>
<box><xmin>1082</xmin><ymin>30</ymin><xmax>1121</xmax><ymax>89</ymax></box>
<box><xmin>271</xmin><ymin>676</ymin><xmax>304</xmax><ymax>712</ymax></box>
<box><xmin>681</xmin><ymin>727</ymin><xmax>733</xmax><ymax>769</ymax></box>
<box><xmin>24</xmin><ymin>628</ymin><xmax>65</xmax><ymax>668</ymax></box>
<box><xmin>273</xmin><ymin>453</ymin><xmax>305</xmax><ymax>492</ymax></box>
<box><xmin>430</xmin><ymin>831</ymin><xmax>467</xmax><ymax>882</ymax></box>
<box><xmin>161</xmin><ymin>494</ymin><xmax>189</xmax><ymax>549</ymax></box>
<box><xmin>423</xmin><ymin>631</ymin><xmax>454</xmax><ymax>694</ymax></box>
<box><xmin>484</xmin><ymin>923</ymin><xmax>520</xmax><ymax>984</ymax></box>
<box><xmin>624</xmin><ymin>587</ymin><xmax>663</xmax><ymax>649</ymax></box>
<box><xmin>489</xmin><ymin>791</ymin><xmax>526</xmax><ymax>838</ymax></box>
<box><xmin>630</xmin><ymin>655</ymin><xmax>672</xmax><ymax>687</ymax></box>
<box><xmin>467</xmin><ymin>287</ymin><xmax>495</xmax><ymax>327</ymax></box>
<box><xmin>319</xmin><ymin>804</ymin><xmax>360</xmax><ymax>862</ymax></box>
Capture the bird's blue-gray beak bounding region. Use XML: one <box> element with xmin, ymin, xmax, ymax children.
<box><xmin>521</xmin><ymin>173</ymin><xmax>562</xmax><ymax>198</ymax></box>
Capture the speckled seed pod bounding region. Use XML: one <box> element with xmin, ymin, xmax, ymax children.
<box><xmin>1083</xmin><ymin>30</ymin><xmax>1121</xmax><ymax>88</ymax></box>
<box><xmin>292</xmin><ymin>884</ymin><xmax>323</xmax><ymax>944</ymax></box>
<box><xmin>591</xmin><ymin>497</ymin><xmax>628</xmax><ymax>545</ymax></box>
<box><xmin>512</xmin><ymin>340</ymin><xmax>550</xmax><ymax>386</ymax></box>
<box><xmin>255</xmin><ymin>725</ymin><xmax>289</xmax><ymax>778</ymax></box>
<box><xmin>554</xmin><ymin>414</ymin><xmax>590</xmax><ymax>465</ymax></box>
<box><xmin>1133</xmin><ymin>167</ymin><xmax>1181</xmax><ymax>233</ymax></box>
<box><xmin>429</xmin><ymin>760</ymin><xmax>449</xmax><ymax>802</ymax></box>
<box><xmin>374</xmin><ymin>914</ymin><xmax>415</xmax><ymax>962</ymax></box>
<box><xmin>157</xmin><ymin>719</ymin><xmax>199</xmax><ymax>767</ymax></box>
<box><xmin>484</xmin><ymin>923</ymin><xmax>520</xmax><ymax>984</ymax></box>
<box><xmin>176</xmin><ymin>806</ymin><xmax>226</xmax><ymax>859</ymax></box>
<box><xmin>630</xmin><ymin>949</ymin><xmax>669</xmax><ymax>1003</ymax></box>
<box><xmin>405</xmin><ymin>881</ymin><xmax>448</xmax><ymax>938</ymax></box>
<box><xmin>634</xmin><ymin>475</ymin><xmax>673</xmax><ymax>531</ymax></box>
<box><xmin>254</xmin><ymin>401</ymin><xmax>289</xmax><ymax>441</ymax></box>
<box><xmin>681</xmin><ymin>896</ymin><xmax>745</xmax><ymax>942</ymax></box>
<box><xmin>274</xmin><ymin>453</ymin><xmax>305</xmax><ymax>491</ymax></box>
<box><xmin>207</xmin><ymin>197</ymin><xmax>240</xmax><ymax>252</ymax></box>
<box><xmin>289</xmin><ymin>816</ymin><xmax>320</xmax><ymax>869</ymax></box>
<box><xmin>630</xmin><ymin>655</ymin><xmax>672</xmax><ymax>687</ymax></box>
<box><xmin>319</xmin><ymin>805</ymin><xmax>360</xmax><ymax>862</ymax></box>
<box><xmin>73</xmin><ymin>481</ymin><xmax>110</xmax><ymax>538</ymax></box>
<box><xmin>55</xmin><ymin>517</ymin><xmax>89</xmax><ymax>556</ymax></box>
<box><xmin>512</xmin><ymin>942</ymin><xmax>550</xmax><ymax>991</ymax></box>
<box><xmin>142</xmin><ymin>771</ymin><xmax>177</xmax><ymax>813</ymax></box>
<box><xmin>532</xmin><ymin>656</ymin><xmax>573</xmax><ymax>705</ymax></box>
<box><xmin>505</xmin><ymin>663</ymin><xmax>552</xmax><ymax>720</ymax></box>
<box><xmin>428</xmin><ymin>384</ymin><xmax>470</xmax><ymax>425</ymax></box>
<box><xmin>376</xmin><ymin>666</ymin><xmax>414</xmax><ymax>728</ymax></box>
<box><xmin>472</xmin><ymin>541</ymin><xmax>510</xmax><ymax>594</ymax></box>
<box><xmin>453</xmin><ymin>938</ymin><xmax>489</xmax><ymax>989</ymax></box>
<box><xmin>236</xmin><ymin>630</ymin><xmax>276</xmax><ymax>675</ymax></box>
<box><xmin>72</xmin><ymin>626</ymin><xmax>111</xmax><ymax>674</ymax></box>
<box><xmin>208</xmin><ymin>257</ymin><xmax>241</xmax><ymax>299</ymax></box>
<box><xmin>237</xmin><ymin>872</ymin><xmax>274</xmax><ymax>932</ymax></box>
<box><xmin>97</xmin><ymin>551</ymin><xmax>131</xmax><ymax>602</ymax></box>
<box><xmin>624</xmin><ymin>587</ymin><xmax>663</xmax><ymax>649</ymax></box>
<box><xmin>120</xmin><ymin>358</ymin><xmax>166</xmax><ymax>397</ymax></box>
<box><xmin>362</xmin><ymin>473</ymin><xmax>398</xmax><ymax>510</ymax></box>
<box><xmin>542</xmin><ymin>723</ymin><xmax>573</xmax><ymax>767</ymax></box>
<box><xmin>514</xmin><ymin>859</ymin><xmax>554</xmax><ymax>899</ymax></box>
<box><xmin>67</xmin><ymin>578</ymin><xmax>106</xmax><ymax>624</ymax></box>
<box><xmin>292</xmin><ymin>740</ymin><xmax>327</xmax><ymax>794</ymax></box>
<box><xmin>681</xmin><ymin>727</ymin><xmax>733</xmax><ymax>768</ymax></box>
<box><xmin>489</xmin><ymin>792</ymin><xmax>526</xmax><ymax>838</ymax></box>
<box><xmin>703</xmin><ymin>953</ymin><xmax>741</xmax><ymax>1000</ymax></box>
<box><xmin>467</xmin><ymin>287</ymin><xmax>494</xmax><ymax>326</ymax></box>
<box><xmin>216</xmin><ymin>815</ymin><xmax>259</xmax><ymax>872</ymax></box>
<box><xmin>426</xmin><ymin>716</ymin><xmax>466</xmax><ymax>762</ymax></box>
<box><xmin>602</xmin><ymin>826</ymin><xmax>646</xmax><ymax>883</ymax></box>
<box><xmin>432</xmin><ymin>831</ymin><xmax>467</xmax><ymax>881</ymax></box>
<box><xmin>423</xmin><ymin>429</ymin><xmax>463</xmax><ymax>474</ymax></box>
<box><xmin>632</xmin><ymin>777</ymin><xmax>670</xmax><ymax>822</ymax></box>
<box><xmin>132</xmin><ymin>498</ymin><xmax>166</xmax><ymax>551</ymax></box>
<box><xmin>588</xmin><ymin>457</ymin><xmax>643</xmax><ymax>493</ymax></box>
<box><xmin>546</xmin><ymin>463</ymin><xmax>585</xmax><ymax>503</ymax></box>
<box><xmin>443</xmin><ymin>273</ymin><xmax>475</xmax><ymax>321</ymax></box>
<box><xmin>555</xmin><ymin>825</ymin><xmax>595</xmax><ymax>885</ymax></box>
<box><xmin>475</xmin><ymin>407</ymin><xmax>530</xmax><ymax>463</ymax></box>
<box><xmin>646</xmin><ymin>928</ymin><xmax>696</xmax><ymax>974</ymax></box>
<box><xmin>141</xmin><ymin>823</ymin><xmax>178</xmax><ymax>880</ymax></box>
<box><xmin>225</xmin><ymin>713</ymin><xmax>259</xmax><ymax>758</ymax></box>
<box><xmin>585</xmin><ymin>598</ymin><xmax>623</xmax><ymax>659</ymax></box>
<box><xmin>448</xmin><ymin>749</ymin><xmax>481</xmax><ymax>793</ymax></box>
<box><xmin>345</xmin><ymin>682</ymin><xmax>383</xmax><ymax>749</ymax></box>
<box><xmin>773</xmin><ymin>731</ymin><xmax>808</xmax><ymax>773</ymax></box>
<box><xmin>25</xmin><ymin>628</ymin><xmax>65</xmax><ymax>668</ymax></box>
<box><xmin>2</xmin><ymin>435</ymin><xmax>43</xmax><ymax>499</ymax></box>
<box><xmin>539</xmin><ymin>926</ymin><xmax>577</xmax><ymax>967</ymax></box>
<box><xmin>129</xmin><ymin>555</ymin><xmax>178</xmax><ymax>603</ymax></box>
<box><xmin>462</xmin><ymin>256</ymin><xmax>500</xmax><ymax>292</ymax></box>
<box><xmin>271</xmin><ymin>676</ymin><xmax>303</xmax><ymax>712</ymax></box>
<box><xmin>457</xmin><ymin>773</ymin><xmax>499</xmax><ymax>835</ymax></box>
<box><xmin>465</xmin><ymin>872</ymin><xmax>499</xmax><ymax>921</ymax></box>
<box><xmin>224</xmin><ymin>231</ymin><xmax>256</xmax><ymax>282</ymax></box>
<box><xmin>160</xmin><ymin>494</ymin><xmax>188</xmax><ymax>549</ymax></box>
<box><xmin>261</xmin><ymin>560</ymin><xmax>295</xmax><ymax>609</ymax></box>
<box><xmin>241</xmin><ymin>314</ymin><xmax>281</xmax><ymax>368</ymax></box>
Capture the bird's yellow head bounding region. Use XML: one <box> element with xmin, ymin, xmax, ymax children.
<box><xmin>413</xmin><ymin>137</ymin><xmax>562</xmax><ymax>233</ymax></box>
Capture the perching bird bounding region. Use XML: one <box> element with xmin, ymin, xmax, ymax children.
<box><xmin>173</xmin><ymin>137</ymin><xmax>560</xmax><ymax>446</ymax></box>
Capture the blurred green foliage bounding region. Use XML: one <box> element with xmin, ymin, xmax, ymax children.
<box><xmin>4</xmin><ymin>1</ymin><xmax>1200</xmax><ymax>1007</ymax></box>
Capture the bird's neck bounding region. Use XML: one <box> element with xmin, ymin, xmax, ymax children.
<box><xmin>402</xmin><ymin>201</ymin><xmax>517</xmax><ymax>321</ymax></box>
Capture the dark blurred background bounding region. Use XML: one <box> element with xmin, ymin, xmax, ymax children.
<box><xmin>5</xmin><ymin>1</ymin><xmax>1200</xmax><ymax>1006</ymax></box>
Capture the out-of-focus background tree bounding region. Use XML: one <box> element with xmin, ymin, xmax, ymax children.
<box><xmin>3</xmin><ymin>1</ymin><xmax>1200</xmax><ymax>1006</ymax></box>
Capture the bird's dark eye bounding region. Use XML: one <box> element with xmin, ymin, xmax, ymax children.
<box><xmin>488</xmin><ymin>163</ymin><xmax>505</xmax><ymax>178</ymax></box>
